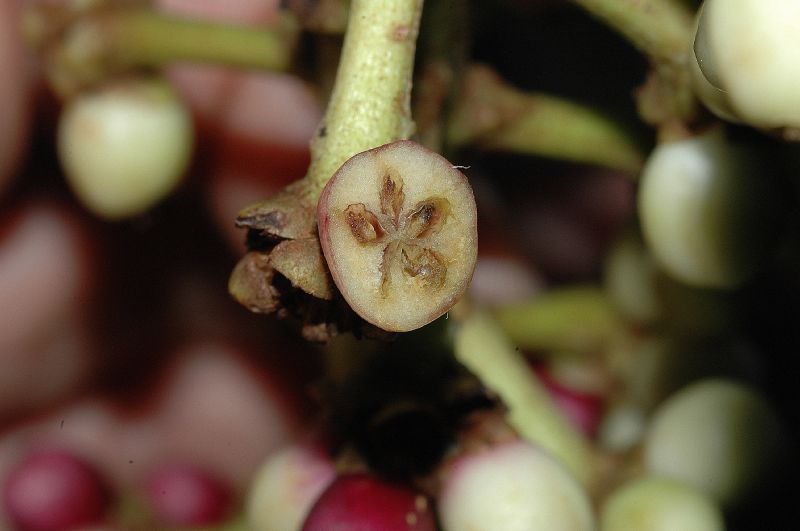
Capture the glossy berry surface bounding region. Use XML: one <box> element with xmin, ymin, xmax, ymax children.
<box><xmin>2</xmin><ymin>450</ymin><xmax>107</xmax><ymax>531</ymax></box>
<box><xmin>144</xmin><ymin>464</ymin><xmax>231</xmax><ymax>527</ymax></box>
<box><xmin>301</xmin><ymin>473</ymin><xmax>437</xmax><ymax>531</ymax></box>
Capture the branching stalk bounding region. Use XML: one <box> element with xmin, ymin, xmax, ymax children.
<box><xmin>492</xmin><ymin>286</ymin><xmax>624</xmax><ymax>354</ymax></box>
<box><xmin>31</xmin><ymin>5</ymin><xmax>298</xmax><ymax>98</ymax></box>
<box><xmin>104</xmin><ymin>9</ymin><xmax>297</xmax><ymax>71</ymax></box>
<box><xmin>448</xmin><ymin>65</ymin><xmax>645</xmax><ymax>173</ymax></box>
<box><xmin>453</xmin><ymin>311</ymin><xmax>596</xmax><ymax>487</ymax></box>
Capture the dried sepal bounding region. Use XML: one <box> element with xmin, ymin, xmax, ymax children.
<box><xmin>229</xmin><ymin>248</ymin><xmax>391</xmax><ymax>343</ymax></box>
<box><xmin>228</xmin><ymin>251</ymin><xmax>280</xmax><ymax>314</ymax></box>
<box><xmin>236</xmin><ymin>182</ymin><xmax>317</xmax><ymax>240</ymax></box>
<box><xmin>270</xmin><ymin>238</ymin><xmax>335</xmax><ymax>300</ymax></box>
<box><xmin>318</xmin><ymin>140</ymin><xmax>478</xmax><ymax>332</ymax></box>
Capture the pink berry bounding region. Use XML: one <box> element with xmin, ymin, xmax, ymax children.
<box><xmin>144</xmin><ymin>464</ymin><xmax>232</xmax><ymax>527</ymax></box>
<box><xmin>533</xmin><ymin>364</ymin><xmax>604</xmax><ymax>437</ymax></box>
<box><xmin>301</xmin><ymin>474</ymin><xmax>436</xmax><ymax>531</ymax></box>
<box><xmin>2</xmin><ymin>450</ymin><xmax>107</xmax><ymax>531</ymax></box>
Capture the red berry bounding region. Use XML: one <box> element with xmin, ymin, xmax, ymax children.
<box><xmin>301</xmin><ymin>474</ymin><xmax>436</xmax><ymax>531</ymax></box>
<box><xmin>144</xmin><ymin>464</ymin><xmax>232</xmax><ymax>527</ymax></box>
<box><xmin>2</xmin><ymin>450</ymin><xmax>107</xmax><ymax>531</ymax></box>
<box><xmin>533</xmin><ymin>365</ymin><xmax>604</xmax><ymax>438</ymax></box>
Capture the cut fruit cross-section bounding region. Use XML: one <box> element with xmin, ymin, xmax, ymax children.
<box><xmin>318</xmin><ymin>140</ymin><xmax>478</xmax><ymax>332</ymax></box>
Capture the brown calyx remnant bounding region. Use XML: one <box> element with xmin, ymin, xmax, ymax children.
<box><xmin>343</xmin><ymin>172</ymin><xmax>450</xmax><ymax>297</ymax></box>
<box><xmin>235</xmin><ymin>181</ymin><xmax>318</xmax><ymax>241</ymax></box>
<box><xmin>230</xmin><ymin>181</ymin><xmax>391</xmax><ymax>343</ymax></box>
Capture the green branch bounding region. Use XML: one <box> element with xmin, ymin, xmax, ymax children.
<box><xmin>453</xmin><ymin>311</ymin><xmax>596</xmax><ymax>487</ymax></box>
<box><xmin>492</xmin><ymin>286</ymin><xmax>624</xmax><ymax>354</ymax></box>
<box><xmin>106</xmin><ymin>9</ymin><xmax>297</xmax><ymax>71</ymax></box>
<box><xmin>34</xmin><ymin>6</ymin><xmax>298</xmax><ymax>98</ymax></box>
<box><xmin>570</xmin><ymin>0</ymin><xmax>695</xmax><ymax>65</ymax></box>
<box><xmin>448</xmin><ymin>66</ymin><xmax>645</xmax><ymax>174</ymax></box>
<box><xmin>304</xmin><ymin>0</ymin><xmax>424</xmax><ymax>198</ymax></box>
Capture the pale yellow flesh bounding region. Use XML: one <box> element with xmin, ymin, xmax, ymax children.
<box><xmin>319</xmin><ymin>140</ymin><xmax>478</xmax><ymax>332</ymax></box>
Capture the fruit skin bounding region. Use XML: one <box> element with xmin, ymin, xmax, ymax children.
<box><xmin>318</xmin><ymin>140</ymin><xmax>478</xmax><ymax>332</ymax></box>
<box><xmin>688</xmin><ymin>6</ymin><xmax>739</xmax><ymax>125</ymax></box>
<box><xmin>637</xmin><ymin>129</ymin><xmax>779</xmax><ymax>289</ymax></box>
<box><xmin>57</xmin><ymin>76</ymin><xmax>193</xmax><ymax>220</ymax></box>
<box><xmin>532</xmin><ymin>364</ymin><xmax>604</xmax><ymax>438</ymax></box>
<box><xmin>246</xmin><ymin>444</ymin><xmax>336</xmax><ymax>531</ymax></box>
<box><xmin>692</xmin><ymin>0</ymin><xmax>800</xmax><ymax>129</ymax></box>
<box><xmin>144</xmin><ymin>464</ymin><xmax>232</xmax><ymax>527</ymax></box>
<box><xmin>600</xmin><ymin>476</ymin><xmax>724</xmax><ymax>531</ymax></box>
<box><xmin>438</xmin><ymin>440</ymin><xmax>594</xmax><ymax>531</ymax></box>
<box><xmin>2</xmin><ymin>450</ymin><xmax>108</xmax><ymax>531</ymax></box>
<box><xmin>644</xmin><ymin>378</ymin><xmax>785</xmax><ymax>506</ymax></box>
<box><xmin>300</xmin><ymin>473</ymin><xmax>436</xmax><ymax>531</ymax></box>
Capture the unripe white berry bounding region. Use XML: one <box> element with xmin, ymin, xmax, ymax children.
<box><xmin>438</xmin><ymin>440</ymin><xmax>594</xmax><ymax>531</ymax></box>
<box><xmin>58</xmin><ymin>77</ymin><xmax>193</xmax><ymax>219</ymax></box>
<box><xmin>644</xmin><ymin>378</ymin><xmax>785</xmax><ymax>506</ymax></box>
<box><xmin>601</xmin><ymin>476</ymin><xmax>724</xmax><ymax>531</ymax></box>
<box><xmin>638</xmin><ymin>129</ymin><xmax>779</xmax><ymax>289</ymax></box>
<box><xmin>692</xmin><ymin>0</ymin><xmax>800</xmax><ymax>129</ymax></box>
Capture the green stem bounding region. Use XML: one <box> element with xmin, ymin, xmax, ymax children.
<box><xmin>232</xmin><ymin>0</ymin><xmax>423</xmax><ymax>241</ymax></box>
<box><xmin>570</xmin><ymin>0</ymin><xmax>695</xmax><ymax>65</ymax></box>
<box><xmin>448</xmin><ymin>65</ymin><xmax>645</xmax><ymax>174</ymax></box>
<box><xmin>453</xmin><ymin>311</ymin><xmax>596</xmax><ymax>486</ymax></box>
<box><xmin>492</xmin><ymin>286</ymin><xmax>624</xmax><ymax>354</ymax></box>
<box><xmin>45</xmin><ymin>6</ymin><xmax>297</xmax><ymax>97</ymax></box>
<box><xmin>108</xmin><ymin>9</ymin><xmax>297</xmax><ymax>71</ymax></box>
<box><xmin>303</xmin><ymin>0</ymin><xmax>424</xmax><ymax>199</ymax></box>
